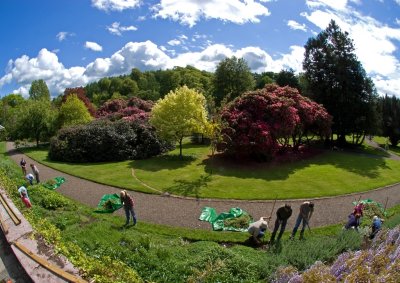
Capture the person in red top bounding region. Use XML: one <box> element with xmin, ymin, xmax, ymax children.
<box><xmin>353</xmin><ymin>203</ymin><xmax>364</xmax><ymax>226</ymax></box>
<box><xmin>120</xmin><ymin>190</ymin><xmax>137</xmax><ymax>226</ymax></box>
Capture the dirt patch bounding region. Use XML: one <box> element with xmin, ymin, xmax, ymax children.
<box><xmin>35</xmin><ymin>234</ymin><xmax>65</xmax><ymax>268</ymax></box>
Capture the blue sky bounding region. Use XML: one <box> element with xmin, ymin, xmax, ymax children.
<box><xmin>0</xmin><ymin>0</ymin><xmax>399</xmax><ymax>98</ymax></box>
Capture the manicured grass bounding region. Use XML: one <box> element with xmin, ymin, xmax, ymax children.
<box><xmin>373</xmin><ymin>136</ymin><xmax>400</xmax><ymax>156</ymax></box>
<box><xmin>22</xmin><ymin>141</ymin><xmax>400</xmax><ymax>200</ymax></box>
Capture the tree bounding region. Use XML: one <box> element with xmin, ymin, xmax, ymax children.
<box><xmin>12</xmin><ymin>99</ymin><xmax>56</xmax><ymax>146</ymax></box>
<box><xmin>218</xmin><ymin>85</ymin><xmax>331</xmax><ymax>160</ymax></box>
<box><xmin>150</xmin><ymin>86</ymin><xmax>209</xmax><ymax>158</ymax></box>
<box><xmin>379</xmin><ymin>94</ymin><xmax>400</xmax><ymax>146</ymax></box>
<box><xmin>29</xmin><ymin>79</ymin><xmax>50</xmax><ymax>101</ymax></box>
<box><xmin>303</xmin><ymin>20</ymin><xmax>378</xmax><ymax>146</ymax></box>
<box><xmin>276</xmin><ymin>69</ymin><xmax>299</xmax><ymax>89</ymax></box>
<box><xmin>58</xmin><ymin>94</ymin><xmax>93</xmax><ymax>128</ymax></box>
<box><xmin>213</xmin><ymin>56</ymin><xmax>255</xmax><ymax>105</ymax></box>
<box><xmin>63</xmin><ymin>87</ymin><xmax>96</xmax><ymax>116</ymax></box>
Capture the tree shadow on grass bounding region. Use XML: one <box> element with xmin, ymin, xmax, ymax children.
<box><xmin>201</xmin><ymin>150</ymin><xmax>394</xmax><ymax>182</ymax></box>
<box><xmin>129</xmin><ymin>154</ymin><xmax>197</xmax><ymax>172</ymax></box>
<box><xmin>164</xmin><ymin>174</ymin><xmax>212</xmax><ymax>198</ymax></box>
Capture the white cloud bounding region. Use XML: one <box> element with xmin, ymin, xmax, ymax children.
<box><xmin>91</xmin><ymin>0</ymin><xmax>140</xmax><ymax>11</ymax></box>
<box><xmin>152</xmin><ymin>0</ymin><xmax>271</xmax><ymax>27</ymax></box>
<box><xmin>85</xmin><ymin>41</ymin><xmax>103</xmax><ymax>52</ymax></box>
<box><xmin>1</xmin><ymin>41</ymin><xmax>307</xmax><ymax>97</ymax></box>
<box><xmin>167</xmin><ymin>39</ymin><xmax>181</xmax><ymax>46</ymax></box>
<box><xmin>107</xmin><ymin>22</ymin><xmax>137</xmax><ymax>36</ymax></box>
<box><xmin>0</xmin><ymin>49</ymin><xmax>87</xmax><ymax>96</ymax></box>
<box><xmin>287</xmin><ymin>20</ymin><xmax>307</xmax><ymax>31</ymax></box>
<box><xmin>395</xmin><ymin>0</ymin><xmax>400</xmax><ymax>5</ymax></box>
<box><xmin>56</xmin><ymin>31</ymin><xmax>74</xmax><ymax>41</ymax></box>
<box><xmin>306</xmin><ymin>0</ymin><xmax>348</xmax><ymax>11</ymax></box>
<box><xmin>303</xmin><ymin>1</ymin><xmax>400</xmax><ymax>96</ymax></box>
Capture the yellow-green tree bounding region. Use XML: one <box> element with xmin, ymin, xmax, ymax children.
<box><xmin>58</xmin><ymin>94</ymin><xmax>93</xmax><ymax>128</ymax></box>
<box><xmin>150</xmin><ymin>86</ymin><xmax>209</xmax><ymax>158</ymax></box>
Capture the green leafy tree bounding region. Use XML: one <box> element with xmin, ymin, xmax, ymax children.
<box><xmin>0</xmin><ymin>94</ymin><xmax>26</xmax><ymax>139</ymax></box>
<box><xmin>12</xmin><ymin>99</ymin><xmax>56</xmax><ymax>146</ymax></box>
<box><xmin>213</xmin><ymin>56</ymin><xmax>255</xmax><ymax>105</ymax></box>
<box><xmin>150</xmin><ymin>86</ymin><xmax>209</xmax><ymax>158</ymax></box>
<box><xmin>276</xmin><ymin>69</ymin><xmax>300</xmax><ymax>89</ymax></box>
<box><xmin>58</xmin><ymin>94</ymin><xmax>93</xmax><ymax>128</ymax></box>
<box><xmin>303</xmin><ymin>20</ymin><xmax>378</xmax><ymax>145</ymax></box>
<box><xmin>379</xmin><ymin>94</ymin><xmax>400</xmax><ymax>146</ymax></box>
<box><xmin>29</xmin><ymin>79</ymin><xmax>50</xmax><ymax>101</ymax></box>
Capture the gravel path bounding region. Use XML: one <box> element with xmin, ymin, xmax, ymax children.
<box><xmin>6</xmin><ymin>142</ymin><xmax>400</xmax><ymax>231</ymax></box>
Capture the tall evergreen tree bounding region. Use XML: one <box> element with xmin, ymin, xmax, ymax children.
<box><xmin>303</xmin><ymin>20</ymin><xmax>378</xmax><ymax>145</ymax></box>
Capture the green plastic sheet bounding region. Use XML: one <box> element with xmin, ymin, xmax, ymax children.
<box><xmin>199</xmin><ymin>207</ymin><xmax>253</xmax><ymax>232</ymax></box>
<box><xmin>352</xmin><ymin>199</ymin><xmax>387</xmax><ymax>216</ymax></box>
<box><xmin>43</xmin><ymin>177</ymin><xmax>66</xmax><ymax>190</ymax></box>
<box><xmin>94</xmin><ymin>193</ymin><xmax>123</xmax><ymax>213</ymax></box>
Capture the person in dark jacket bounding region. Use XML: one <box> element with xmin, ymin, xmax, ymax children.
<box><xmin>120</xmin><ymin>190</ymin><xmax>137</xmax><ymax>226</ymax></box>
<box><xmin>269</xmin><ymin>204</ymin><xmax>292</xmax><ymax>244</ymax></box>
<box><xmin>345</xmin><ymin>213</ymin><xmax>360</xmax><ymax>231</ymax></box>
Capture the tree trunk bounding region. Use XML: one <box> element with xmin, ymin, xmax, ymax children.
<box><xmin>179</xmin><ymin>137</ymin><xmax>183</xmax><ymax>159</ymax></box>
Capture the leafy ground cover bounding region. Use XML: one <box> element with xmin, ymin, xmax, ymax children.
<box><xmin>22</xmin><ymin>139</ymin><xmax>400</xmax><ymax>199</ymax></box>
<box><xmin>2</xmin><ymin>142</ymin><xmax>400</xmax><ymax>282</ymax></box>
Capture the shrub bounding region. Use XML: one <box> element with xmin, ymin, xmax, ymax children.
<box><xmin>49</xmin><ymin>119</ymin><xmax>172</xmax><ymax>162</ymax></box>
<box><xmin>218</xmin><ymin>84</ymin><xmax>331</xmax><ymax>160</ymax></box>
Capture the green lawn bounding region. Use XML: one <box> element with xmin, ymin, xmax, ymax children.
<box><xmin>373</xmin><ymin>136</ymin><xmax>400</xmax><ymax>156</ymax></box>
<box><xmin>22</xmin><ymin>141</ymin><xmax>400</xmax><ymax>200</ymax></box>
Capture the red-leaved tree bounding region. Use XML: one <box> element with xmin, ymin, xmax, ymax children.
<box><xmin>218</xmin><ymin>84</ymin><xmax>331</xmax><ymax>160</ymax></box>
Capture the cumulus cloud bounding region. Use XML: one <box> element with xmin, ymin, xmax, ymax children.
<box><xmin>1</xmin><ymin>41</ymin><xmax>307</xmax><ymax>97</ymax></box>
<box><xmin>152</xmin><ymin>0</ymin><xmax>271</xmax><ymax>27</ymax></box>
<box><xmin>303</xmin><ymin>0</ymin><xmax>400</xmax><ymax>96</ymax></box>
<box><xmin>167</xmin><ymin>39</ymin><xmax>181</xmax><ymax>46</ymax></box>
<box><xmin>287</xmin><ymin>20</ymin><xmax>307</xmax><ymax>31</ymax></box>
<box><xmin>56</xmin><ymin>31</ymin><xmax>74</xmax><ymax>41</ymax></box>
<box><xmin>107</xmin><ymin>22</ymin><xmax>137</xmax><ymax>36</ymax></box>
<box><xmin>85</xmin><ymin>41</ymin><xmax>103</xmax><ymax>52</ymax></box>
<box><xmin>0</xmin><ymin>49</ymin><xmax>87</xmax><ymax>96</ymax></box>
<box><xmin>91</xmin><ymin>0</ymin><xmax>140</xmax><ymax>11</ymax></box>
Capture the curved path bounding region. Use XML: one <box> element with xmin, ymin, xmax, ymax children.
<box><xmin>6</xmin><ymin>142</ymin><xmax>400</xmax><ymax>230</ymax></box>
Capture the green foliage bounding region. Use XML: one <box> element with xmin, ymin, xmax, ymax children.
<box><xmin>49</xmin><ymin>119</ymin><xmax>171</xmax><ymax>162</ymax></box>
<box><xmin>10</xmin><ymin>99</ymin><xmax>57</xmax><ymax>146</ymax></box>
<box><xmin>303</xmin><ymin>20</ymin><xmax>378</xmax><ymax>145</ymax></box>
<box><xmin>150</xmin><ymin>86</ymin><xmax>209</xmax><ymax>157</ymax></box>
<box><xmin>57</xmin><ymin>94</ymin><xmax>93</xmax><ymax>128</ymax></box>
<box><xmin>213</xmin><ymin>56</ymin><xmax>255</xmax><ymax>105</ymax></box>
<box><xmin>29</xmin><ymin>79</ymin><xmax>50</xmax><ymax>101</ymax></box>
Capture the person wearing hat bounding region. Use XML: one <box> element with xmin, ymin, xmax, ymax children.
<box><xmin>120</xmin><ymin>190</ymin><xmax>137</xmax><ymax>226</ymax></box>
<box><xmin>248</xmin><ymin>216</ymin><xmax>269</xmax><ymax>245</ymax></box>
<box><xmin>290</xmin><ymin>201</ymin><xmax>314</xmax><ymax>240</ymax></box>
<box><xmin>269</xmin><ymin>204</ymin><xmax>292</xmax><ymax>244</ymax></box>
<box><xmin>369</xmin><ymin>216</ymin><xmax>384</xmax><ymax>239</ymax></box>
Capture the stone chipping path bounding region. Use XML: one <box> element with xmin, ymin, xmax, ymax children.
<box><xmin>6</xmin><ymin>142</ymin><xmax>400</xmax><ymax>231</ymax></box>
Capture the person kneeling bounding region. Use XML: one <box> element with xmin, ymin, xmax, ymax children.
<box><xmin>248</xmin><ymin>217</ymin><xmax>269</xmax><ymax>246</ymax></box>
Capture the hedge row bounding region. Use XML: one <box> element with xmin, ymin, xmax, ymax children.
<box><xmin>49</xmin><ymin>119</ymin><xmax>173</xmax><ymax>162</ymax></box>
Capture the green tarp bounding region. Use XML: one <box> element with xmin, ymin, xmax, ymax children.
<box><xmin>94</xmin><ymin>193</ymin><xmax>123</xmax><ymax>213</ymax></box>
<box><xmin>199</xmin><ymin>207</ymin><xmax>253</xmax><ymax>232</ymax></box>
<box><xmin>43</xmin><ymin>177</ymin><xmax>66</xmax><ymax>190</ymax></box>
